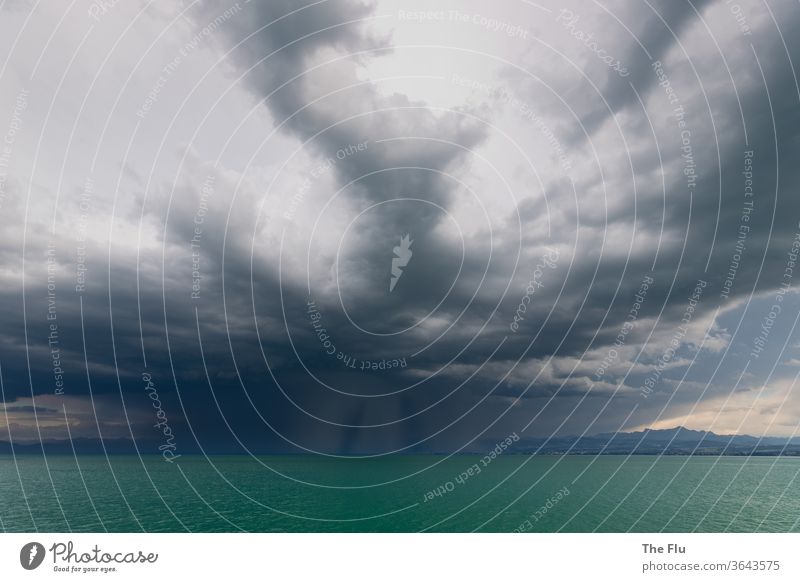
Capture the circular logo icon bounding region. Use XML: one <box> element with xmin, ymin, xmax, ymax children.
<box><xmin>19</xmin><ymin>542</ymin><xmax>45</xmax><ymax>570</ymax></box>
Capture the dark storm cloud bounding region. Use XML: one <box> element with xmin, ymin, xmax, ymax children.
<box><xmin>3</xmin><ymin>0</ymin><xmax>800</xmax><ymax>451</ymax></box>
<box><xmin>569</xmin><ymin>0</ymin><xmax>714</xmax><ymax>140</ymax></box>
<box><xmin>194</xmin><ymin>0</ymin><xmax>488</xmax><ymax>229</ymax></box>
<box><xmin>335</xmin><ymin>0</ymin><xmax>800</xmax><ymax>438</ymax></box>
<box><xmin>503</xmin><ymin>0</ymin><xmax>800</xmax><ymax>327</ymax></box>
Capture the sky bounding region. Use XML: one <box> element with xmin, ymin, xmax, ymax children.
<box><xmin>1</xmin><ymin>0</ymin><xmax>800</xmax><ymax>455</ymax></box>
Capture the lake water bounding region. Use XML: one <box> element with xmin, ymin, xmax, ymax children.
<box><xmin>1</xmin><ymin>455</ymin><xmax>798</xmax><ymax>532</ymax></box>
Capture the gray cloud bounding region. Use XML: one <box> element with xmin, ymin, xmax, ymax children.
<box><xmin>1</xmin><ymin>0</ymin><xmax>799</xmax><ymax>453</ymax></box>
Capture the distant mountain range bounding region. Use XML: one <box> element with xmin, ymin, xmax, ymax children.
<box><xmin>511</xmin><ymin>427</ymin><xmax>800</xmax><ymax>456</ymax></box>
<box><xmin>2</xmin><ymin>427</ymin><xmax>800</xmax><ymax>456</ymax></box>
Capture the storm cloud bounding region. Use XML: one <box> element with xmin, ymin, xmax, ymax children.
<box><xmin>1</xmin><ymin>0</ymin><xmax>800</xmax><ymax>456</ymax></box>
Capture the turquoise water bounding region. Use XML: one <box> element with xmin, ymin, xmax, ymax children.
<box><xmin>1</xmin><ymin>455</ymin><xmax>798</xmax><ymax>532</ymax></box>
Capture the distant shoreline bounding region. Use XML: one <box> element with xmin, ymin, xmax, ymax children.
<box><xmin>2</xmin><ymin>451</ymin><xmax>800</xmax><ymax>457</ymax></box>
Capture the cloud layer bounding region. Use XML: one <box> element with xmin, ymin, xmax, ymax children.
<box><xmin>1</xmin><ymin>0</ymin><xmax>800</xmax><ymax>456</ymax></box>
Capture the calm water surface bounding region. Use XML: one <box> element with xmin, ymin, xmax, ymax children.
<box><xmin>1</xmin><ymin>455</ymin><xmax>798</xmax><ymax>532</ymax></box>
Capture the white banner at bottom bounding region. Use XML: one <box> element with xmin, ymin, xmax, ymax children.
<box><xmin>1</xmin><ymin>533</ymin><xmax>797</xmax><ymax>581</ymax></box>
